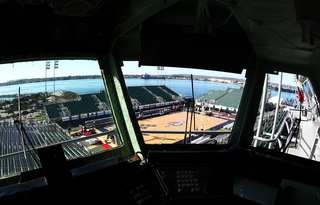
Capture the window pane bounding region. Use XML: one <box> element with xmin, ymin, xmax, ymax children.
<box><xmin>251</xmin><ymin>72</ymin><xmax>320</xmax><ymax>162</ymax></box>
<box><xmin>0</xmin><ymin>60</ymin><xmax>121</xmax><ymax>179</ymax></box>
<box><xmin>122</xmin><ymin>61</ymin><xmax>246</xmax><ymax>145</ymax></box>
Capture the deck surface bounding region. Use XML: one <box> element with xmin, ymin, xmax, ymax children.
<box><xmin>139</xmin><ymin>111</ymin><xmax>229</xmax><ymax>144</ymax></box>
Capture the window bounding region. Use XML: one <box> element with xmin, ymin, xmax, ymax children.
<box><xmin>251</xmin><ymin>72</ymin><xmax>320</xmax><ymax>161</ymax></box>
<box><xmin>122</xmin><ymin>61</ymin><xmax>246</xmax><ymax>145</ymax></box>
<box><xmin>0</xmin><ymin>60</ymin><xmax>122</xmax><ymax>180</ymax></box>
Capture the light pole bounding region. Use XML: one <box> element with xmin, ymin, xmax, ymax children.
<box><xmin>53</xmin><ymin>60</ymin><xmax>59</xmax><ymax>103</ymax></box>
<box><xmin>160</xmin><ymin>66</ymin><xmax>164</xmax><ymax>85</ymax></box>
<box><xmin>45</xmin><ymin>61</ymin><xmax>50</xmax><ymax>104</ymax></box>
<box><xmin>157</xmin><ymin>66</ymin><xmax>160</xmax><ymax>85</ymax></box>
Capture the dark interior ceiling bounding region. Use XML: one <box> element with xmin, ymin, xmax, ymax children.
<box><xmin>0</xmin><ymin>0</ymin><xmax>118</xmax><ymax>63</ymax></box>
<box><xmin>0</xmin><ymin>0</ymin><xmax>320</xmax><ymax>75</ymax></box>
<box><xmin>0</xmin><ymin>0</ymin><xmax>254</xmax><ymax>74</ymax></box>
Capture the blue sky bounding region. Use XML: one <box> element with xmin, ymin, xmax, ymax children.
<box><xmin>0</xmin><ymin>60</ymin><xmax>297</xmax><ymax>86</ymax></box>
<box><xmin>0</xmin><ymin>60</ymin><xmax>101</xmax><ymax>83</ymax></box>
<box><xmin>122</xmin><ymin>61</ymin><xmax>247</xmax><ymax>79</ymax></box>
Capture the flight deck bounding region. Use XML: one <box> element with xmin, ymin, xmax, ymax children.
<box><xmin>139</xmin><ymin>111</ymin><xmax>233</xmax><ymax>144</ymax></box>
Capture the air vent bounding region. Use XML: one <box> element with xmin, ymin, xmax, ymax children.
<box><xmin>263</xmin><ymin>19</ymin><xmax>288</xmax><ymax>26</ymax></box>
<box><xmin>54</xmin><ymin>0</ymin><xmax>105</xmax><ymax>17</ymax></box>
<box><xmin>64</xmin><ymin>1</ymin><xmax>91</xmax><ymax>16</ymax></box>
<box><xmin>249</xmin><ymin>7</ymin><xmax>286</xmax><ymax>16</ymax></box>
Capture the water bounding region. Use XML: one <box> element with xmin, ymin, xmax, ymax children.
<box><xmin>124</xmin><ymin>78</ymin><xmax>242</xmax><ymax>97</ymax></box>
<box><xmin>270</xmin><ymin>90</ymin><xmax>296</xmax><ymax>101</ymax></box>
<box><xmin>0</xmin><ymin>78</ymin><xmax>296</xmax><ymax>100</ymax></box>
<box><xmin>0</xmin><ymin>79</ymin><xmax>105</xmax><ymax>97</ymax></box>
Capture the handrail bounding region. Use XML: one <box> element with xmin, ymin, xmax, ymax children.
<box><xmin>253</xmin><ymin>111</ymin><xmax>290</xmax><ymax>142</ymax></box>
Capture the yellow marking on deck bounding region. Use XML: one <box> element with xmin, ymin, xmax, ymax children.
<box><xmin>87</xmin><ymin>145</ymin><xmax>98</xmax><ymax>149</ymax></box>
<box><xmin>70</xmin><ymin>131</ymin><xmax>79</xmax><ymax>135</ymax></box>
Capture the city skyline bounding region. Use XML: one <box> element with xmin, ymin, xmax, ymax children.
<box><xmin>0</xmin><ymin>60</ymin><xmax>296</xmax><ymax>86</ymax></box>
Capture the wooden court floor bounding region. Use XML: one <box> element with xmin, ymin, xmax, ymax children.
<box><xmin>139</xmin><ymin>111</ymin><xmax>228</xmax><ymax>144</ymax></box>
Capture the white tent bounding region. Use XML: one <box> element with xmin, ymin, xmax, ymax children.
<box><xmin>268</xmin><ymin>96</ymin><xmax>284</xmax><ymax>105</ymax></box>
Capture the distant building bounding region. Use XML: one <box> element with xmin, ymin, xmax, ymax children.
<box><xmin>141</xmin><ymin>73</ymin><xmax>165</xmax><ymax>79</ymax></box>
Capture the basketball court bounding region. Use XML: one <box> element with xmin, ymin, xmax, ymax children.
<box><xmin>139</xmin><ymin>111</ymin><xmax>230</xmax><ymax>144</ymax></box>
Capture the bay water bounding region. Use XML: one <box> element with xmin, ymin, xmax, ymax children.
<box><xmin>0</xmin><ymin>78</ymin><xmax>296</xmax><ymax>101</ymax></box>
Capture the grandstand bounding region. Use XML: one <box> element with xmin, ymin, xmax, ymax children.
<box><xmin>45</xmin><ymin>86</ymin><xmax>182</xmax><ymax>125</ymax></box>
<box><xmin>127</xmin><ymin>86</ymin><xmax>157</xmax><ymax>105</ymax></box>
<box><xmin>196</xmin><ymin>87</ymin><xmax>244</xmax><ymax>113</ymax></box>
<box><xmin>127</xmin><ymin>85</ymin><xmax>181</xmax><ymax>106</ymax></box>
<box><xmin>45</xmin><ymin>103</ymin><xmax>61</xmax><ymax>119</ymax></box>
<box><xmin>0</xmin><ymin>122</ymin><xmax>91</xmax><ymax>178</ymax></box>
<box><xmin>146</xmin><ymin>86</ymin><xmax>177</xmax><ymax>102</ymax></box>
<box><xmin>45</xmin><ymin>91</ymin><xmax>113</xmax><ymax>125</ymax></box>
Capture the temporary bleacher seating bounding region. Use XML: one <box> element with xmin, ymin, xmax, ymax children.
<box><xmin>127</xmin><ymin>86</ymin><xmax>180</xmax><ymax>106</ymax></box>
<box><xmin>127</xmin><ymin>86</ymin><xmax>157</xmax><ymax>105</ymax></box>
<box><xmin>215</xmin><ymin>88</ymin><xmax>243</xmax><ymax>109</ymax></box>
<box><xmin>147</xmin><ymin>86</ymin><xmax>175</xmax><ymax>102</ymax></box>
<box><xmin>45</xmin><ymin>103</ymin><xmax>61</xmax><ymax>118</ymax></box>
<box><xmin>159</xmin><ymin>85</ymin><xmax>179</xmax><ymax>96</ymax></box>
<box><xmin>0</xmin><ymin>123</ymin><xmax>91</xmax><ymax>178</ymax></box>
<box><xmin>198</xmin><ymin>90</ymin><xmax>230</xmax><ymax>104</ymax></box>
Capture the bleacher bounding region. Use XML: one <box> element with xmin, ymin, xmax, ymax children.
<box><xmin>198</xmin><ymin>89</ymin><xmax>230</xmax><ymax>104</ymax></box>
<box><xmin>215</xmin><ymin>88</ymin><xmax>243</xmax><ymax>108</ymax></box>
<box><xmin>127</xmin><ymin>85</ymin><xmax>180</xmax><ymax>105</ymax></box>
<box><xmin>77</xmin><ymin>94</ymin><xmax>100</xmax><ymax>113</ymax></box>
<box><xmin>95</xmin><ymin>92</ymin><xmax>109</xmax><ymax>105</ymax></box>
<box><xmin>45</xmin><ymin>86</ymin><xmax>181</xmax><ymax>123</ymax></box>
<box><xmin>62</xmin><ymin>101</ymin><xmax>79</xmax><ymax>115</ymax></box>
<box><xmin>147</xmin><ymin>86</ymin><xmax>174</xmax><ymax>102</ymax></box>
<box><xmin>160</xmin><ymin>85</ymin><xmax>179</xmax><ymax>96</ymax></box>
<box><xmin>196</xmin><ymin>87</ymin><xmax>244</xmax><ymax>113</ymax></box>
<box><xmin>45</xmin><ymin>103</ymin><xmax>61</xmax><ymax>118</ymax></box>
<box><xmin>62</xmin><ymin>94</ymin><xmax>100</xmax><ymax>115</ymax></box>
<box><xmin>0</xmin><ymin>123</ymin><xmax>91</xmax><ymax>178</ymax></box>
<box><xmin>127</xmin><ymin>86</ymin><xmax>157</xmax><ymax>105</ymax></box>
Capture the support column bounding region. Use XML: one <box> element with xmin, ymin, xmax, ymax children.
<box><xmin>254</xmin><ymin>74</ymin><xmax>269</xmax><ymax>147</ymax></box>
<box><xmin>231</xmin><ymin>58</ymin><xmax>266</xmax><ymax>146</ymax></box>
<box><xmin>99</xmin><ymin>53</ymin><xmax>146</xmax><ymax>157</ymax></box>
<box><xmin>269</xmin><ymin>72</ymin><xmax>282</xmax><ymax>149</ymax></box>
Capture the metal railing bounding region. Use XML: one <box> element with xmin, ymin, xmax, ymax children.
<box><xmin>0</xmin><ymin>129</ymin><xmax>116</xmax><ymax>161</ymax></box>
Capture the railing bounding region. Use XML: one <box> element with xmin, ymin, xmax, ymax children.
<box><xmin>0</xmin><ymin>129</ymin><xmax>116</xmax><ymax>161</ymax></box>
